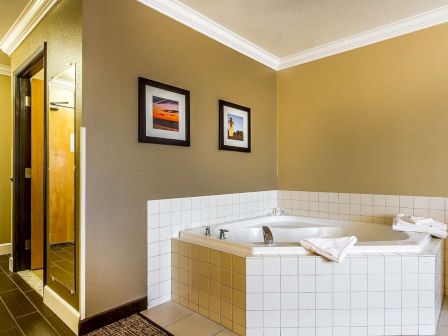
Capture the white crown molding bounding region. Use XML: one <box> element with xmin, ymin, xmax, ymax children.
<box><xmin>137</xmin><ymin>0</ymin><xmax>280</xmax><ymax>70</ymax></box>
<box><xmin>137</xmin><ymin>1</ymin><xmax>448</xmax><ymax>71</ymax></box>
<box><xmin>0</xmin><ymin>0</ymin><xmax>59</xmax><ymax>55</ymax></box>
<box><xmin>0</xmin><ymin>64</ymin><xmax>11</xmax><ymax>76</ymax></box>
<box><xmin>279</xmin><ymin>6</ymin><xmax>448</xmax><ymax>70</ymax></box>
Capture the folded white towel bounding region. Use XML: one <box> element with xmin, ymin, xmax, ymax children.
<box><xmin>300</xmin><ymin>236</ymin><xmax>358</xmax><ymax>263</ymax></box>
<box><xmin>393</xmin><ymin>223</ymin><xmax>447</xmax><ymax>239</ymax></box>
<box><xmin>393</xmin><ymin>214</ymin><xmax>447</xmax><ymax>239</ymax></box>
<box><xmin>395</xmin><ymin>214</ymin><xmax>447</xmax><ymax>230</ymax></box>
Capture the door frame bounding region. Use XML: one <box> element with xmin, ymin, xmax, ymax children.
<box><xmin>12</xmin><ymin>43</ymin><xmax>47</xmax><ymax>274</ymax></box>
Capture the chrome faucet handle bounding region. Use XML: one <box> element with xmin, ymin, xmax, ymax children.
<box><xmin>219</xmin><ymin>229</ymin><xmax>229</xmax><ymax>240</ymax></box>
<box><xmin>205</xmin><ymin>226</ymin><xmax>211</xmax><ymax>236</ymax></box>
<box><xmin>272</xmin><ymin>207</ymin><xmax>284</xmax><ymax>216</ymax></box>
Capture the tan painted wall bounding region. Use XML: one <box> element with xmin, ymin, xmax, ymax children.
<box><xmin>0</xmin><ymin>51</ymin><xmax>10</xmax><ymax>66</ymax></box>
<box><xmin>0</xmin><ymin>74</ymin><xmax>11</xmax><ymax>244</ymax></box>
<box><xmin>278</xmin><ymin>23</ymin><xmax>448</xmax><ymax>196</ymax></box>
<box><xmin>11</xmin><ymin>0</ymin><xmax>82</xmax><ymax>308</ymax></box>
<box><xmin>83</xmin><ymin>0</ymin><xmax>277</xmax><ymax>317</ymax></box>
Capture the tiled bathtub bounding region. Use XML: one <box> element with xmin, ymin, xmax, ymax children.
<box><xmin>171</xmin><ymin>238</ymin><xmax>444</xmax><ymax>336</ymax></box>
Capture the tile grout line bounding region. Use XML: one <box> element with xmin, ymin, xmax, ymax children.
<box><xmin>0</xmin><ymin>296</ymin><xmax>26</xmax><ymax>336</ymax></box>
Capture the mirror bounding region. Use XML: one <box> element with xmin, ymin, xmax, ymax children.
<box><xmin>47</xmin><ymin>64</ymin><xmax>76</xmax><ymax>293</ymax></box>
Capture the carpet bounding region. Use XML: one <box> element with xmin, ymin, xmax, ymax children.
<box><xmin>86</xmin><ymin>314</ymin><xmax>171</xmax><ymax>336</ymax></box>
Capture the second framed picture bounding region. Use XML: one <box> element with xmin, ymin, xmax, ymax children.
<box><xmin>219</xmin><ymin>100</ymin><xmax>251</xmax><ymax>152</ymax></box>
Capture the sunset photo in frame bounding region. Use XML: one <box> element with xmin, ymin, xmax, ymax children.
<box><xmin>138</xmin><ymin>77</ymin><xmax>190</xmax><ymax>146</ymax></box>
<box><xmin>219</xmin><ymin>100</ymin><xmax>251</xmax><ymax>152</ymax></box>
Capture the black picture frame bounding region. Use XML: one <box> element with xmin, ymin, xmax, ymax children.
<box><xmin>138</xmin><ymin>77</ymin><xmax>190</xmax><ymax>146</ymax></box>
<box><xmin>219</xmin><ymin>100</ymin><xmax>251</xmax><ymax>152</ymax></box>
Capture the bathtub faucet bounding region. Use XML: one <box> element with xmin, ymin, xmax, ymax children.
<box><xmin>219</xmin><ymin>229</ymin><xmax>229</xmax><ymax>240</ymax></box>
<box><xmin>262</xmin><ymin>226</ymin><xmax>273</xmax><ymax>244</ymax></box>
<box><xmin>272</xmin><ymin>207</ymin><xmax>285</xmax><ymax>216</ymax></box>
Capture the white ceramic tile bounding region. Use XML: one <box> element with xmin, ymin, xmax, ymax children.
<box><xmin>419</xmin><ymin>307</ymin><xmax>435</xmax><ymax>325</ymax></box>
<box><xmin>351</xmin><ymin>257</ymin><xmax>368</xmax><ymax>274</ymax></box>
<box><xmin>419</xmin><ymin>256</ymin><xmax>436</xmax><ymax>274</ymax></box>
<box><xmin>316</xmin><ymin>275</ymin><xmax>332</xmax><ymax>292</ymax></box>
<box><xmin>368</xmin><ymin>292</ymin><xmax>385</xmax><ymax>309</ymax></box>
<box><xmin>299</xmin><ymin>258</ymin><xmax>315</xmax><ymax>275</ymax></box>
<box><xmin>402</xmin><ymin>308</ymin><xmax>418</xmax><ymax>325</ymax></box>
<box><xmin>333</xmin><ymin>292</ymin><xmax>350</xmax><ymax>309</ymax></box>
<box><xmin>181</xmin><ymin>198</ymin><xmax>191</xmax><ymax>210</ymax></box>
<box><xmin>281</xmin><ymin>310</ymin><xmax>299</xmax><ymax>328</ymax></box>
<box><xmin>385</xmin><ymin>291</ymin><xmax>401</xmax><ymax>309</ymax></box>
<box><xmin>368</xmin><ymin>274</ymin><xmax>385</xmax><ymax>291</ymax></box>
<box><xmin>351</xmin><ymin>274</ymin><xmax>367</xmax><ymax>292</ymax></box>
<box><xmin>247</xmin><ymin>258</ymin><xmax>263</xmax><ymax>276</ymax></box>
<box><xmin>385</xmin><ymin>195</ymin><xmax>399</xmax><ymax>207</ymax></box>
<box><xmin>384</xmin><ymin>256</ymin><xmax>401</xmax><ymax>274</ymax></box>
<box><xmin>316</xmin><ymin>310</ymin><xmax>332</xmax><ymax>327</ymax></box>
<box><xmin>402</xmin><ymin>256</ymin><xmax>418</xmax><ymax>274</ymax></box>
<box><xmin>246</xmin><ymin>276</ymin><xmax>263</xmax><ymax>293</ymax></box>
<box><xmin>418</xmin><ymin>290</ymin><xmax>435</xmax><ymax>308</ymax></box>
<box><xmin>247</xmin><ymin>311</ymin><xmax>264</xmax><ymax>328</ymax></box>
<box><xmin>316</xmin><ymin>258</ymin><xmax>333</xmax><ymax>275</ymax></box>
<box><xmin>298</xmin><ymin>292</ymin><xmax>315</xmax><ymax>310</ymax></box>
<box><xmin>299</xmin><ymin>275</ymin><xmax>315</xmax><ymax>292</ymax></box>
<box><xmin>264</xmin><ymin>275</ymin><xmax>281</xmax><ymax>292</ymax></box>
<box><xmin>298</xmin><ymin>310</ymin><xmax>315</xmax><ymax>327</ymax></box>
<box><xmin>333</xmin><ymin>259</ymin><xmax>350</xmax><ymax>275</ymax></box>
<box><xmin>281</xmin><ymin>292</ymin><xmax>299</xmax><ymax>310</ymax></box>
<box><xmin>402</xmin><ymin>274</ymin><xmax>418</xmax><ymax>291</ymax></box>
<box><xmin>368</xmin><ymin>256</ymin><xmax>385</xmax><ymax>274</ymax></box>
<box><xmin>368</xmin><ymin>309</ymin><xmax>384</xmax><ymax>326</ymax></box>
<box><xmin>148</xmin><ymin>214</ymin><xmax>160</xmax><ymax>229</ymax></box>
<box><xmin>316</xmin><ymin>292</ymin><xmax>333</xmax><ymax>309</ymax></box>
<box><xmin>247</xmin><ymin>293</ymin><xmax>263</xmax><ymax>310</ymax></box>
<box><xmin>333</xmin><ymin>275</ymin><xmax>350</xmax><ymax>292</ymax></box>
<box><xmin>264</xmin><ymin>257</ymin><xmax>281</xmax><ymax>275</ymax></box>
<box><xmin>148</xmin><ymin>200</ymin><xmax>160</xmax><ymax>214</ymax></box>
<box><xmin>429</xmin><ymin>197</ymin><xmax>445</xmax><ymax>210</ymax></box>
<box><xmin>384</xmin><ymin>274</ymin><xmax>401</xmax><ymax>292</ymax></box>
<box><xmin>402</xmin><ymin>291</ymin><xmax>418</xmax><ymax>308</ymax></box>
<box><xmin>281</xmin><ymin>275</ymin><xmax>299</xmax><ymax>293</ymax></box>
<box><xmin>281</xmin><ymin>257</ymin><xmax>298</xmax><ymax>275</ymax></box>
<box><xmin>351</xmin><ymin>292</ymin><xmax>368</xmax><ymax>309</ymax></box>
<box><xmin>419</xmin><ymin>274</ymin><xmax>435</xmax><ymax>290</ymax></box>
<box><xmin>333</xmin><ymin>310</ymin><xmax>350</xmax><ymax>327</ymax></box>
<box><xmin>264</xmin><ymin>293</ymin><xmax>281</xmax><ymax>310</ymax></box>
<box><xmin>399</xmin><ymin>196</ymin><xmax>413</xmax><ymax>208</ymax></box>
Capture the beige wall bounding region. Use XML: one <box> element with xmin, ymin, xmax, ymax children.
<box><xmin>83</xmin><ymin>0</ymin><xmax>277</xmax><ymax>317</ymax></box>
<box><xmin>0</xmin><ymin>51</ymin><xmax>10</xmax><ymax>65</ymax></box>
<box><xmin>278</xmin><ymin>23</ymin><xmax>448</xmax><ymax>196</ymax></box>
<box><xmin>11</xmin><ymin>0</ymin><xmax>82</xmax><ymax>308</ymax></box>
<box><xmin>0</xmin><ymin>74</ymin><xmax>11</xmax><ymax>244</ymax></box>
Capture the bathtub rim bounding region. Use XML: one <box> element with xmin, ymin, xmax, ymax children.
<box><xmin>178</xmin><ymin>214</ymin><xmax>432</xmax><ymax>257</ymax></box>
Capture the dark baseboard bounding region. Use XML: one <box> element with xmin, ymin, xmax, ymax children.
<box><xmin>78</xmin><ymin>297</ymin><xmax>147</xmax><ymax>335</ymax></box>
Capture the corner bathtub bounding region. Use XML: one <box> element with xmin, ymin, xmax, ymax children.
<box><xmin>179</xmin><ymin>215</ymin><xmax>431</xmax><ymax>256</ymax></box>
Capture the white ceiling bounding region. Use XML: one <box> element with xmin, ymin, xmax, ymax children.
<box><xmin>0</xmin><ymin>0</ymin><xmax>31</xmax><ymax>43</ymax></box>
<box><xmin>178</xmin><ymin>0</ymin><xmax>448</xmax><ymax>58</ymax></box>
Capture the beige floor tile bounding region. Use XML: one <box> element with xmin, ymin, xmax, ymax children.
<box><xmin>437</xmin><ymin>325</ymin><xmax>448</xmax><ymax>336</ymax></box>
<box><xmin>215</xmin><ymin>329</ymin><xmax>239</xmax><ymax>336</ymax></box>
<box><xmin>140</xmin><ymin>301</ymin><xmax>193</xmax><ymax>327</ymax></box>
<box><xmin>165</xmin><ymin>312</ymin><xmax>224</xmax><ymax>336</ymax></box>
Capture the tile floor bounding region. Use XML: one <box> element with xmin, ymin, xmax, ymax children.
<box><xmin>0</xmin><ymin>255</ymin><xmax>75</xmax><ymax>336</ymax></box>
<box><xmin>143</xmin><ymin>300</ymin><xmax>448</xmax><ymax>336</ymax></box>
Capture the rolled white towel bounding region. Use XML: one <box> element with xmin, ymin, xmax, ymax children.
<box><xmin>393</xmin><ymin>223</ymin><xmax>447</xmax><ymax>239</ymax></box>
<box><xmin>395</xmin><ymin>214</ymin><xmax>447</xmax><ymax>230</ymax></box>
<box><xmin>300</xmin><ymin>236</ymin><xmax>358</xmax><ymax>263</ymax></box>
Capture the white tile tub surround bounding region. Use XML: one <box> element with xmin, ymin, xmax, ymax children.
<box><xmin>147</xmin><ymin>190</ymin><xmax>278</xmax><ymax>308</ymax></box>
<box><xmin>278</xmin><ymin>190</ymin><xmax>448</xmax><ymax>296</ymax></box>
<box><xmin>246</xmin><ymin>239</ymin><xmax>444</xmax><ymax>336</ymax></box>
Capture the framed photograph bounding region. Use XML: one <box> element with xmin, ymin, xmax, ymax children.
<box><xmin>139</xmin><ymin>77</ymin><xmax>190</xmax><ymax>146</ymax></box>
<box><xmin>219</xmin><ymin>100</ymin><xmax>251</xmax><ymax>152</ymax></box>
